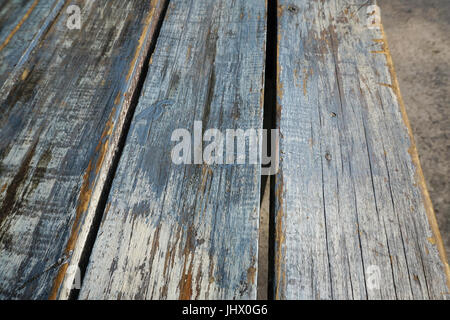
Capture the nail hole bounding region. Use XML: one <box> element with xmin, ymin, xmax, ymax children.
<box><xmin>288</xmin><ymin>5</ymin><xmax>298</xmax><ymax>14</ymax></box>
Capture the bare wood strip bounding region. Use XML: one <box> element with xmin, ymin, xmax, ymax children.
<box><xmin>274</xmin><ymin>0</ymin><xmax>449</xmax><ymax>299</ymax></box>
<box><xmin>79</xmin><ymin>0</ymin><xmax>267</xmax><ymax>299</ymax></box>
<box><xmin>0</xmin><ymin>0</ymin><xmax>167</xmax><ymax>299</ymax></box>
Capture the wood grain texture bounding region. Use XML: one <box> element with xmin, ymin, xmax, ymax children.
<box><xmin>0</xmin><ymin>0</ymin><xmax>66</xmax><ymax>88</ymax></box>
<box><xmin>274</xmin><ymin>0</ymin><xmax>449</xmax><ymax>299</ymax></box>
<box><xmin>0</xmin><ymin>0</ymin><xmax>167</xmax><ymax>299</ymax></box>
<box><xmin>79</xmin><ymin>0</ymin><xmax>267</xmax><ymax>300</ymax></box>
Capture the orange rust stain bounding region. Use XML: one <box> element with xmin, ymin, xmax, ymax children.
<box><xmin>277</xmin><ymin>4</ymin><xmax>284</xmax><ymax>18</ymax></box>
<box><xmin>126</xmin><ymin>6</ymin><xmax>156</xmax><ymax>81</ymax></box>
<box><xmin>274</xmin><ymin>175</ymin><xmax>286</xmax><ymax>300</ymax></box>
<box><xmin>293</xmin><ymin>68</ymin><xmax>299</xmax><ymax>84</ymax></box>
<box><xmin>207</xmin><ymin>259</ymin><xmax>215</xmax><ymax>297</ymax></box>
<box><xmin>114</xmin><ymin>92</ymin><xmax>122</xmax><ymax>105</ymax></box>
<box><xmin>21</xmin><ymin>68</ymin><xmax>29</xmax><ymax>81</ymax></box>
<box><xmin>163</xmin><ymin>226</ymin><xmax>181</xmax><ymax>279</ymax></box>
<box><xmin>49</xmin><ymin>159</ymin><xmax>94</xmax><ymax>299</ymax></box>
<box><xmin>375</xmin><ymin>26</ymin><xmax>450</xmax><ymax>289</ymax></box>
<box><xmin>49</xmin><ymin>264</ymin><xmax>68</xmax><ymax>300</ymax></box>
<box><xmin>95</xmin><ymin>140</ymin><xmax>109</xmax><ymax>175</ymax></box>
<box><xmin>0</xmin><ymin>183</ymin><xmax>7</xmax><ymax>194</ymax></box>
<box><xmin>186</xmin><ymin>45</ymin><xmax>192</xmax><ymax>62</ymax></box>
<box><xmin>179</xmin><ymin>271</ymin><xmax>193</xmax><ymax>300</ymax></box>
<box><xmin>100</xmin><ymin>202</ymin><xmax>112</xmax><ymax>227</ymax></box>
<box><xmin>302</xmin><ymin>68</ymin><xmax>313</xmax><ymax>96</ymax></box>
<box><xmin>163</xmin><ymin>245</ymin><xmax>174</xmax><ymax>276</ymax></box>
<box><xmin>150</xmin><ymin>223</ymin><xmax>162</xmax><ymax>255</ymax></box>
<box><xmin>247</xmin><ymin>266</ymin><xmax>256</xmax><ymax>285</ymax></box>
<box><xmin>179</xmin><ymin>224</ymin><xmax>196</xmax><ymax>300</ymax></box>
<box><xmin>276</xmin><ymin>32</ymin><xmax>284</xmax><ymax>101</ymax></box>
<box><xmin>195</xmin><ymin>260</ymin><xmax>203</xmax><ymax>300</ymax></box>
<box><xmin>0</xmin><ymin>0</ymin><xmax>39</xmax><ymax>52</ymax></box>
<box><xmin>259</xmin><ymin>84</ymin><xmax>264</xmax><ymax>109</ymax></box>
<box><xmin>179</xmin><ymin>254</ymin><xmax>194</xmax><ymax>299</ymax></box>
<box><xmin>200</xmin><ymin>165</ymin><xmax>213</xmax><ymax>194</ymax></box>
<box><xmin>49</xmin><ymin>104</ymin><xmax>116</xmax><ymax>298</ymax></box>
<box><xmin>70</xmin><ymin>161</ymin><xmax>94</xmax><ymax>239</ymax></box>
<box><xmin>259</xmin><ymin>58</ymin><xmax>265</xmax><ymax>110</ymax></box>
<box><xmin>378</xmin><ymin>83</ymin><xmax>394</xmax><ymax>89</ymax></box>
<box><xmin>104</xmin><ymin>202</ymin><xmax>111</xmax><ymax>215</ymax></box>
<box><xmin>95</xmin><ymin>107</ymin><xmax>115</xmax><ymax>174</ymax></box>
<box><xmin>276</xmin><ymin>23</ymin><xmax>284</xmax><ymax>118</ymax></box>
<box><xmin>96</xmin><ymin>110</ymin><xmax>115</xmax><ymax>152</ymax></box>
<box><xmin>275</xmin><ymin>7</ymin><xmax>286</xmax><ymax>299</ymax></box>
<box><xmin>277</xmin><ymin>78</ymin><xmax>284</xmax><ymax>116</ymax></box>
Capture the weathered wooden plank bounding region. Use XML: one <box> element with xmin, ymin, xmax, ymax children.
<box><xmin>0</xmin><ymin>0</ymin><xmax>66</xmax><ymax>88</ymax></box>
<box><xmin>0</xmin><ymin>0</ymin><xmax>167</xmax><ymax>299</ymax></box>
<box><xmin>274</xmin><ymin>0</ymin><xmax>449</xmax><ymax>299</ymax></box>
<box><xmin>79</xmin><ymin>0</ymin><xmax>267</xmax><ymax>300</ymax></box>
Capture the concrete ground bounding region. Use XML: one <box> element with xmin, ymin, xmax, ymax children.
<box><xmin>379</xmin><ymin>0</ymin><xmax>450</xmax><ymax>258</ymax></box>
<box><xmin>257</xmin><ymin>0</ymin><xmax>450</xmax><ymax>298</ymax></box>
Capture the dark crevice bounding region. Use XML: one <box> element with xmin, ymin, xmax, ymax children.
<box><xmin>67</xmin><ymin>0</ymin><xmax>171</xmax><ymax>300</ymax></box>
<box><xmin>260</xmin><ymin>0</ymin><xmax>278</xmax><ymax>301</ymax></box>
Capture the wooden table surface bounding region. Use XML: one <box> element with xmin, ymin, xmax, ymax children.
<box><xmin>0</xmin><ymin>0</ymin><xmax>448</xmax><ymax>300</ymax></box>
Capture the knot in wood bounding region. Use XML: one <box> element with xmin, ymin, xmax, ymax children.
<box><xmin>287</xmin><ymin>5</ymin><xmax>298</xmax><ymax>14</ymax></box>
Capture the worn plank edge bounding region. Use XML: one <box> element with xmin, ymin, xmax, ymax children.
<box><xmin>49</xmin><ymin>0</ymin><xmax>169</xmax><ymax>300</ymax></box>
<box><xmin>378</xmin><ymin>25</ymin><xmax>450</xmax><ymax>289</ymax></box>
<box><xmin>273</xmin><ymin>4</ymin><xmax>285</xmax><ymax>300</ymax></box>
